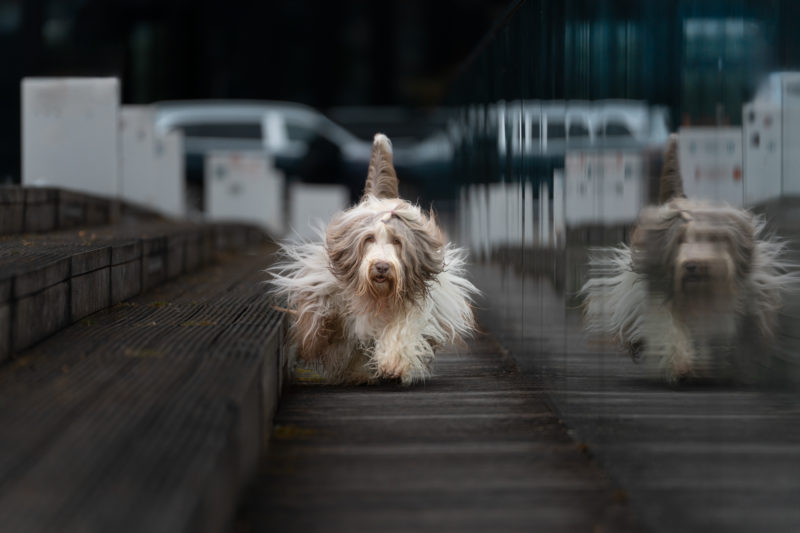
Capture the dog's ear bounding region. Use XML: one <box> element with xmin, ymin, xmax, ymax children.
<box><xmin>659</xmin><ymin>134</ymin><xmax>686</xmax><ymax>205</ymax></box>
<box><xmin>363</xmin><ymin>133</ymin><xmax>399</xmax><ymax>200</ymax></box>
<box><xmin>325</xmin><ymin>211</ymin><xmax>369</xmax><ymax>285</ymax></box>
<box><xmin>400</xmin><ymin>209</ymin><xmax>445</xmax><ymax>300</ymax></box>
<box><xmin>631</xmin><ymin>206</ymin><xmax>685</xmax><ymax>292</ymax></box>
<box><xmin>725</xmin><ymin>209</ymin><xmax>757</xmax><ymax>278</ymax></box>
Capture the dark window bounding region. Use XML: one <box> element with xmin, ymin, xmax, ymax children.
<box><xmin>547</xmin><ymin>122</ymin><xmax>566</xmax><ymax>140</ymax></box>
<box><xmin>182</xmin><ymin>123</ymin><xmax>262</xmax><ymax>139</ymax></box>
<box><xmin>568</xmin><ymin>122</ymin><xmax>590</xmax><ymax>138</ymax></box>
<box><xmin>603</xmin><ymin>122</ymin><xmax>633</xmax><ymax>138</ymax></box>
<box><xmin>529</xmin><ymin>121</ymin><xmax>541</xmax><ymax>140</ymax></box>
<box><xmin>286</xmin><ymin>124</ymin><xmax>318</xmax><ymax>142</ymax></box>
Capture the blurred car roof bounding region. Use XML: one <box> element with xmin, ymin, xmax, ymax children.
<box><xmin>155</xmin><ymin>100</ymin><xmax>363</xmax><ymax>145</ymax></box>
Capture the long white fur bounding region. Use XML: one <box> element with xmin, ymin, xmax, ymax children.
<box><xmin>269</xmin><ymin>185</ymin><xmax>478</xmax><ymax>385</ymax></box>
<box><xmin>581</xmin><ymin>202</ymin><xmax>796</xmax><ymax>383</ymax></box>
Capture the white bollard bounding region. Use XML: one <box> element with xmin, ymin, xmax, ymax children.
<box><xmin>288</xmin><ymin>183</ymin><xmax>349</xmax><ymax>241</ymax></box>
<box><xmin>119</xmin><ymin>105</ymin><xmax>185</xmax><ymax>218</ymax></box>
<box><xmin>678</xmin><ymin>127</ymin><xmax>744</xmax><ymax>206</ymax></box>
<box><xmin>523</xmin><ymin>180</ymin><xmax>534</xmax><ymax>248</ymax></box>
<box><xmin>552</xmin><ymin>170</ymin><xmax>565</xmax><ymax>248</ymax></box>
<box><xmin>742</xmin><ymin>102</ymin><xmax>782</xmax><ymax>206</ymax></box>
<box><xmin>564</xmin><ymin>150</ymin><xmax>644</xmax><ymax>226</ymax></box>
<box><xmin>22</xmin><ymin>77</ymin><xmax>120</xmax><ymax>197</ymax></box>
<box><xmin>539</xmin><ymin>181</ymin><xmax>550</xmax><ymax>247</ymax></box>
<box><xmin>205</xmin><ymin>151</ymin><xmax>285</xmax><ymax>237</ymax></box>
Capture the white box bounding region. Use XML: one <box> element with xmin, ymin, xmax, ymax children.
<box><xmin>552</xmin><ymin>169</ymin><xmax>565</xmax><ymax>248</ymax></box>
<box><xmin>523</xmin><ymin>181</ymin><xmax>534</xmax><ymax>247</ymax></box>
<box><xmin>564</xmin><ymin>153</ymin><xmax>597</xmax><ymax>226</ymax></box>
<box><xmin>288</xmin><ymin>183</ymin><xmax>350</xmax><ymax>241</ymax></box>
<box><xmin>464</xmin><ymin>185</ymin><xmax>490</xmax><ymax>259</ymax></box>
<box><xmin>22</xmin><ymin>77</ymin><xmax>120</xmax><ymax>197</ymax></box>
<box><xmin>564</xmin><ymin>150</ymin><xmax>645</xmax><ymax>226</ymax></box>
<box><xmin>539</xmin><ymin>181</ymin><xmax>550</xmax><ymax>246</ymax></box>
<box><xmin>205</xmin><ymin>151</ymin><xmax>285</xmax><ymax>236</ymax></box>
<box><xmin>678</xmin><ymin>127</ymin><xmax>744</xmax><ymax>206</ymax></box>
<box><xmin>154</xmin><ymin>130</ymin><xmax>185</xmax><ymax>216</ymax></box>
<box><xmin>780</xmin><ymin>74</ymin><xmax>800</xmax><ymax>195</ymax></box>
<box><xmin>742</xmin><ymin>102</ymin><xmax>782</xmax><ymax>206</ymax></box>
<box><xmin>487</xmin><ymin>182</ymin><xmax>509</xmax><ymax>247</ymax></box>
<box><xmin>119</xmin><ymin>105</ymin><xmax>185</xmax><ymax>218</ymax></box>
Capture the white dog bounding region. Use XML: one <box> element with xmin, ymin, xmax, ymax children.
<box><xmin>270</xmin><ymin>133</ymin><xmax>478</xmax><ymax>384</ymax></box>
<box><xmin>581</xmin><ymin>135</ymin><xmax>795</xmax><ymax>383</ymax></box>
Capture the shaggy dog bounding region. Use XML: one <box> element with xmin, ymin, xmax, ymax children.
<box><xmin>581</xmin><ymin>134</ymin><xmax>795</xmax><ymax>383</ymax></box>
<box><xmin>270</xmin><ymin>133</ymin><xmax>478</xmax><ymax>384</ymax></box>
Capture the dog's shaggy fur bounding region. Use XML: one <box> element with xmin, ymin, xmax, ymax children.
<box><xmin>581</xmin><ymin>134</ymin><xmax>795</xmax><ymax>383</ymax></box>
<box><xmin>269</xmin><ymin>133</ymin><xmax>478</xmax><ymax>384</ymax></box>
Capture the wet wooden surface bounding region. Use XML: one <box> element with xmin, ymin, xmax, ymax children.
<box><xmin>0</xmin><ymin>245</ymin><xmax>285</xmax><ymax>533</ymax></box>
<box><xmin>472</xmin><ymin>261</ymin><xmax>800</xmax><ymax>533</ymax></box>
<box><xmin>237</xmin><ymin>336</ymin><xmax>640</xmax><ymax>532</ymax></box>
<box><xmin>0</xmin><ymin>219</ymin><xmax>266</xmax><ymax>361</ymax></box>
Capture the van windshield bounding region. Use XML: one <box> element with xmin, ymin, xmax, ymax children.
<box><xmin>548</xmin><ymin>122</ymin><xmax>565</xmax><ymax>140</ymax></box>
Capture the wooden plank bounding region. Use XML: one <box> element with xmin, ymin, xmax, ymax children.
<box><xmin>472</xmin><ymin>261</ymin><xmax>800</xmax><ymax>533</ymax></box>
<box><xmin>0</xmin><ymin>244</ymin><xmax>284</xmax><ymax>533</ymax></box>
<box><xmin>0</xmin><ymin>303</ymin><xmax>9</xmax><ymax>363</ymax></box>
<box><xmin>0</xmin><ymin>187</ymin><xmax>24</xmax><ymax>234</ymax></box>
<box><xmin>70</xmin><ymin>268</ymin><xmax>110</xmax><ymax>321</ymax></box>
<box><xmin>238</xmin><ymin>336</ymin><xmax>641</xmax><ymax>532</ymax></box>
<box><xmin>13</xmin><ymin>281</ymin><xmax>70</xmax><ymax>351</ymax></box>
<box><xmin>23</xmin><ymin>188</ymin><xmax>58</xmax><ymax>233</ymax></box>
<box><xmin>0</xmin><ymin>220</ymin><xmax>269</xmax><ymax>361</ymax></box>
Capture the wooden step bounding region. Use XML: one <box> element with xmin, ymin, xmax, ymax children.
<box><xmin>0</xmin><ymin>245</ymin><xmax>287</xmax><ymax>533</ymax></box>
<box><xmin>0</xmin><ymin>219</ymin><xmax>267</xmax><ymax>363</ymax></box>
<box><xmin>0</xmin><ymin>186</ymin><xmax>165</xmax><ymax>236</ymax></box>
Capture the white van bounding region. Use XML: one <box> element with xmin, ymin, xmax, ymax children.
<box><xmin>498</xmin><ymin>99</ymin><xmax>669</xmax><ymax>157</ymax></box>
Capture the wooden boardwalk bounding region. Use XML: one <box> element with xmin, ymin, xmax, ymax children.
<box><xmin>472</xmin><ymin>261</ymin><xmax>800</xmax><ymax>533</ymax></box>
<box><xmin>0</xmin><ymin>244</ymin><xmax>285</xmax><ymax>533</ymax></box>
<box><xmin>237</xmin><ymin>336</ymin><xmax>640</xmax><ymax>532</ymax></box>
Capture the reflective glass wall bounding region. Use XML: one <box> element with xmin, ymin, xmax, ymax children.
<box><xmin>438</xmin><ymin>0</ymin><xmax>800</xmax><ymax>400</ymax></box>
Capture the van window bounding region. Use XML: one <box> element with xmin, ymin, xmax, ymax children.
<box><xmin>529</xmin><ymin>121</ymin><xmax>541</xmax><ymax>140</ymax></box>
<box><xmin>286</xmin><ymin>124</ymin><xmax>318</xmax><ymax>142</ymax></box>
<box><xmin>603</xmin><ymin>121</ymin><xmax>633</xmax><ymax>138</ymax></box>
<box><xmin>568</xmin><ymin>122</ymin><xmax>590</xmax><ymax>139</ymax></box>
<box><xmin>547</xmin><ymin>122</ymin><xmax>566</xmax><ymax>140</ymax></box>
<box><xmin>182</xmin><ymin>123</ymin><xmax>262</xmax><ymax>139</ymax></box>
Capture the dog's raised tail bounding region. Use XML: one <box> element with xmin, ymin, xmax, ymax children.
<box><xmin>659</xmin><ymin>133</ymin><xmax>686</xmax><ymax>204</ymax></box>
<box><xmin>363</xmin><ymin>133</ymin><xmax>399</xmax><ymax>200</ymax></box>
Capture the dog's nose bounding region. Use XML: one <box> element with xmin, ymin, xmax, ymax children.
<box><xmin>684</xmin><ymin>261</ymin><xmax>707</xmax><ymax>275</ymax></box>
<box><xmin>373</xmin><ymin>262</ymin><xmax>390</xmax><ymax>275</ymax></box>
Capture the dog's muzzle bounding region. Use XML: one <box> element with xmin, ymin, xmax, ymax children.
<box><xmin>370</xmin><ymin>261</ymin><xmax>392</xmax><ymax>283</ymax></box>
<box><xmin>682</xmin><ymin>261</ymin><xmax>711</xmax><ymax>283</ymax></box>
<box><xmin>678</xmin><ymin>258</ymin><xmax>731</xmax><ymax>294</ymax></box>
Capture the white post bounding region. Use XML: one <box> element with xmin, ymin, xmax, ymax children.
<box><xmin>120</xmin><ymin>105</ymin><xmax>186</xmax><ymax>218</ymax></box>
<box><xmin>23</xmin><ymin>77</ymin><xmax>120</xmax><ymax>197</ymax></box>
<box><xmin>540</xmin><ymin>181</ymin><xmax>550</xmax><ymax>247</ymax></box>
<box><xmin>204</xmin><ymin>151</ymin><xmax>285</xmax><ymax>236</ymax></box>
<box><xmin>552</xmin><ymin>170</ymin><xmax>565</xmax><ymax>248</ymax></box>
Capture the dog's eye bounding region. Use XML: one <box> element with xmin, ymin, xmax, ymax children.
<box><xmin>392</xmin><ymin>237</ymin><xmax>401</xmax><ymax>246</ymax></box>
<box><xmin>365</xmin><ymin>235</ymin><xmax>375</xmax><ymax>244</ymax></box>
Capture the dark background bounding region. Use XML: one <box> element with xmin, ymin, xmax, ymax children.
<box><xmin>5</xmin><ymin>0</ymin><xmax>800</xmax><ymax>186</ymax></box>
<box><xmin>0</xmin><ymin>0</ymin><xmax>509</xmax><ymax>182</ymax></box>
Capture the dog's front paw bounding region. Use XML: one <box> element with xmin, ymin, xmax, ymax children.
<box><xmin>376</xmin><ymin>353</ymin><xmax>412</xmax><ymax>381</ymax></box>
<box><xmin>666</xmin><ymin>353</ymin><xmax>693</xmax><ymax>384</ymax></box>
